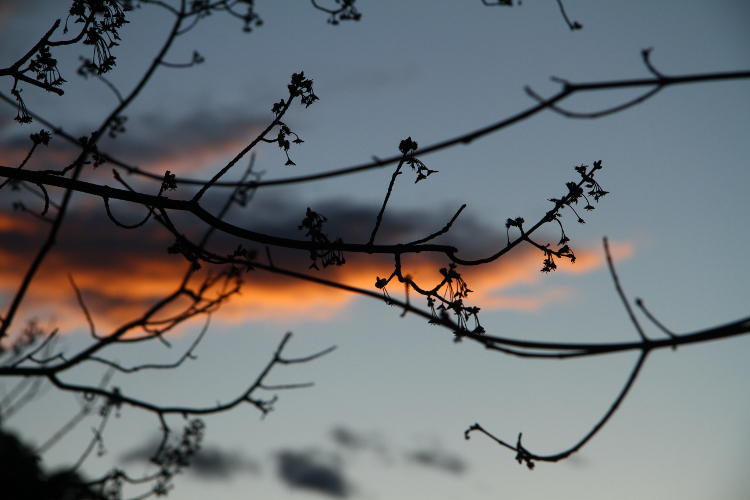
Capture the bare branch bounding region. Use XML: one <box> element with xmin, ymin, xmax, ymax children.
<box><xmin>555</xmin><ymin>0</ymin><xmax>582</xmax><ymax>31</ymax></box>
<box><xmin>465</xmin><ymin>350</ymin><xmax>648</xmax><ymax>468</ymax></box>
<box><xmin>604</xmin><ymin>237</ymin><xmax>648</xmax><ymax>342</ymax></box>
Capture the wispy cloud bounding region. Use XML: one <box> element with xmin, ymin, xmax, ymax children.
<box><xmin>102</xmin><ymin>110</ymin><xmax>267</xmax><ymax>175</ymax></box>
<box><xmin>330</xmin><ymin>426</ymin><xmax>375</xmax><ymax>451</ymax></box>
<box><xmin>187</xmin><ymin>447</ymin><xmax>261</xmax><ymax>479</ymax></box>
<box><xmin>329</xmin><ymin>426</ymin><xmax>388</xmax><ymax>459</ymax></box>
<box><xmin>405</xmin><ymin>447</ymin><xmax>468</xmax><ymax>475</ymax></box>
<box><xmin>0</xmin><ymin>109</ymin><xmax>267</xmax><ymax>177</ymax></box>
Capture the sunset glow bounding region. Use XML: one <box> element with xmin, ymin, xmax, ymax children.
<box><xmin>0</xmin><ymin>211</ymin><xmax>633</xmax><ymax>333</ymax></box>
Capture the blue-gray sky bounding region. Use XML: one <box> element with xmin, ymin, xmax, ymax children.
<box><xmin>1</xmin><ymin>1</ymin><xmax>749</xmax><ymax>499</ymax></box>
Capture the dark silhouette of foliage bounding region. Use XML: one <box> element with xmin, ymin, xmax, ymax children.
<box><xmin>0</xmin><ymin>428</ymin><xmax>105</xmax><ymax>500</ymax></box>
<box><xmin>0</xmin><ymin>1</ymin><xmax>749</xmax><ymax>497</ymax></box>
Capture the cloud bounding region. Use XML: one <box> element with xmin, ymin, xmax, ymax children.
<box><xmin>329</xmin><ymin>426</ymin><xmax>387</xmax><ymax>457</ymax></box>
<box><xmin>330</xmin><ymin>426</ymin><xmax>371</xmax><ymax>451</ymax></box>
<box><xmin>187</xmin><ymin>447</ymin><xmax>260</xmax><ymax>479</ymax></box>
<box><xmin>2</xmin><ymin>69</ymin><xmax>632</xmax><ymax>336</ymax></box>
<box><xmin>405</xmin><ymin>447</ymin><xmax>467</xmax><ymax>475</ymax></box>
<box><xmin>0</xmin><ymin>188</ymin><xmax>633</xmax><ymax>335</ymax></box>
<box><xmin>276</xmin><ymin>449</ymin><xmax>352</xmax><ymax>498</ymax></box>
<box><xmin>121</xmin><ymin>440</ymin><xmax>259</xmax><ymax>480</ymax></box>
<box><xmin>101</xmin><ymin>110</ymin><xmax>267</xmax><ymax>175</ymax></box>
<box><xmin>0</xmin><ymin>109</ymin><xmax>267</xmax><ymax>177</ymax></box>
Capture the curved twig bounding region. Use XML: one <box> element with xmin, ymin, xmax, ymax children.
<box><xmin>44</xmin><ymin>332</ymin><xmax>334</xmax><ymax>419</ymax></box>
<box><xmin>465</xmin><ymin>350</ymin><xmax>648</xmax><ymax>467</ymax></box>
<box><xmin>555</xmin><ymin>0</ymin><xmax>582</xmax><ymax>31</ymax></box>
<box><xmin>525</xmin><ymin>84</ymin><xmax>663</xmax><ymax>119</ymax></box>
<box><xmin>103</xmin><ymin>196</ymin><xmax>153</xmax><ymax>229</ymax></box>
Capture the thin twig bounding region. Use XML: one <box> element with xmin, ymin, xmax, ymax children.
<box><xmin>555</xmin><ymin>0</ymin><xmax>582</xmax><ymax>30</ymax></box>
<box><xmin>635</xmin><ymin>298</ymin><xmax>678</xmax><ymax>340</ymax></box>
<box><xmin>368</xmin><ymin>157</ymin><xmax>405</xmax><ymax>245</ymax></box>
<box><xmin>69</xmin><ymin>275</ymin><xmax>99</xmax><ymax>339</ymax></box>
<box><xmin>465</xmin><ymin>350</ymin><xmax>648</xmax><ymax>466</ymax></box>
<box><xmin>604</xmin><ymin>237</ymin><xmax>648</xmax><ymax>342</ymax></box>
<box><xmin>407</xmin><ymin>204</ymin><xmax>466</xmax><ymax>245</ymax></box>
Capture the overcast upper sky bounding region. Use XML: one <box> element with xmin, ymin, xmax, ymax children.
<box><xmin>1</xmin><ymin>1</ymin><xmax>749</xmax><ymax>499</ymax></box>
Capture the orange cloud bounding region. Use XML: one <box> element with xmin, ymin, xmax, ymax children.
<box><xmin>0</xmin><ymin>212</ymin><xmax>34</xmax><ymax>234</ymax></box>
<box><xmin>0</xmin><ymin>217</ymin><xmax>633</xmax><ymax>337</ymax></box>
<box><xmin>381</xmin><ymin>241</ymin><xmax>633</xmax><ymax>313</ymax></box>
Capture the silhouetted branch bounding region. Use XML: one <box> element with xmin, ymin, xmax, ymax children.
<box><xmin>465</xmin><ymin>239</ymin><xmax>654</xmax><ymax>466</ymax></box>
<box><xmin>70</xmin><ymin>402</ymin><xmax>113</xmax><ymax>472</ymax></box>
<box><xmin>0</xmin><ymin>21</ymin><xmax>61</xmax><ymax>75</ymax></box>
<box><xmin>0</xmin><ymin>376</ymin><xmax>45</xmax><ymax>421</ymax></box>
<box><xmin>635</xmin><ymin>298</ymin><xmax>678</xmax><ymax>340</ymax></box>
<box><xmin>407</xmin><ymin>204</ymin><xmax>467</xmax><ymax>245</ymax></box>
<box><xmin>465</xmin><ymin>350</ymin><xmax>648</xmax><ymax>468</ymax></box>
<box><xmin>1</xmin><ymin>3</ymin><xmax>748</xmax><ymax>492</ymax></box>
<box><xmin>555</xmin><ymin>0</ymin><xmax>582</xmax><ymax>30</ymax></box>
<box><xmin>103</xmin><ymin>195</ymin><xmax>154</xmax><ymax>229</ymax></box>
<box><xmin>369</xmin><ymin>156</ymin><xmax>406</xmax><ymax>245</ymax></box>
<box><xmin>525</xmin><ymin>83</ymin><xmax>663</xmax><ymax>119</ymax></box>
<box><xmin>160</xmin><ymin>50</ymin><xmax>204</xmax><ymax>68</ymax></box>
<box><xmin>604</xmin><ymin>237</ymin><xmax>648</xmax><ymax>341</ymax></box>
<box><xmin>7</xmin><ymin>328</ymin><xmax>61</xmax><ymax>370</ymax></box>
<box><xmin>310</xmin><ymin>0</ymin><xmax>362</xmax><ymax>24</ymax></box>
<box><xmin>0</xmin><ymin>20</ymin><xmax>66</xmax><ymax>96</ymax></box>
<box><xmin>481</xmin><ymin>0</ymin><xmax>513</xmax><ymax>6</ymax></box>
<box><xmin>3</xmin><ymin>67</ymin><xmax>748</xmax><ymax>191</ymax></box>
<box><xmin>0</xmin><ymin>1</ymin><xmax>187</xmax><ymax>339</ymax></box>
<box><xmin>641</xmin><ymin>47</ymin><xmax>664</xmax><ymax>78</ymax></box>
<box><xmin>211</xmin><ymin>251</ymin><xmax>750</xmax><ymax>360</ymax></box>
<box><xmin>190</xmin><ymin>92</ymin><xmax>295</xmax><ymax>201</ymax></box>
<box><xmin>45</xmin><ymin>331</ymin><xmax>334</xmax><ymax>419</ymax></box>
<box><xmin>36</xmin><ymin>370</ymin><xmax>113</xmax><ymax>455</ymax></box>
<box><xmin>86</xmin><ymin>315</ymin><xmax>211</xmax><ymax>374</ymax></box>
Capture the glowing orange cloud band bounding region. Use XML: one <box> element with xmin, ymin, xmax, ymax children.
<box><xmin>0</xmin><ymin>229</ymin><xmax>633</xmax><ymax>334</ymax></box>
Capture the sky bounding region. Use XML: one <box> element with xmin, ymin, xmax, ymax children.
<box><xmin>1</xmin><ymin>1</ymin><xmax>749</xmax><ymax>499</ymax></box>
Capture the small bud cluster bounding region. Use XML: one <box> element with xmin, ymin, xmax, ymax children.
<box><xmin>399</xmin><ymin>136</ymin><xmax>438</xmax><ymax>183</ymax></box>
<box><xmin>299</xmin><ymin>207</ymin><xmax>345</xmax><ymax>270</ymax></box>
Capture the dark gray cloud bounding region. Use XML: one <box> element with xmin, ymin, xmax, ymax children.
<box><xmin>99</xmin><ymin>110</ymin><xmax>266</xmax><ymax>171</ymax></box>
<box><xmin>121</xmin><ymin>440</ymin><xmax>259</xmax><ymax>480</ymax></box>
<box><xmin>405</xmin><ymin>447</ymin><xmax>467</xmax><ymax>475</ymax></box>
<box><xmin>237</xmin><ymin>193</ymin><xmax>505</xmax><ymax>259</ymax></box>
<box><xmin>1</xmin><ymin>185</ymin><xmax>504</xmax><ymax>273</ymax></box>
<box><xmin>0</xmin><ymin>108</ymin><xmax>266</xmax><ymax>176</ymax></box>
<box><xmin>188</xmin><ymin>447</ymin><xmax>260</xmax><ymax>479</ymax></box>
<box><xmin>276</xmin><ymin>449</ymin><xmax>352</xmax><ymax>498</ymax></box>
